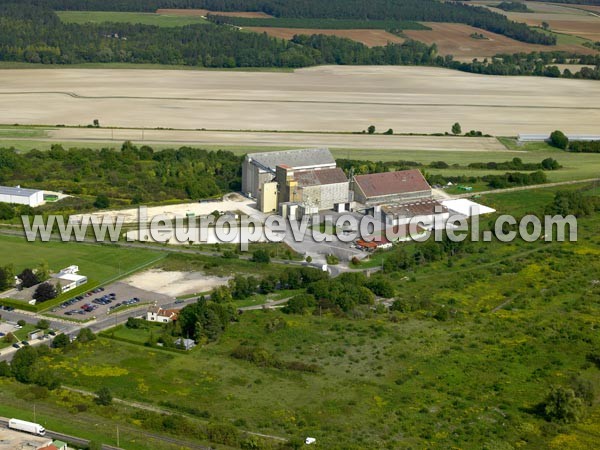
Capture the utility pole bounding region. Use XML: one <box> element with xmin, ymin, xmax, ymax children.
<box><xmin>33</xmin><ymin>403</ymin><xmax>36</xmax><ymax>423</ymax></box>
<box><xmin>117</xmin><ymin>425</ymin><xmax>120</xmax><ymax>447</ymax></box>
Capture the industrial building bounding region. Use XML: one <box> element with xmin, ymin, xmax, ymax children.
<box><xmin>242</xmin><ymin>148</ymin><xmax>350</xmax><ymax>213</ymax></box>
<box><xmin>352</xmin><ymin>169</ymin><xmax>432</xmax><ymax>206</ymax></box>
<box><xmin>0</xmin><ymin>185</ymin><xmax>44</xmax><ymax>207</ymax></box>
<box><xmin>379</xmin><ymin>199</ymin><xmax>449</xmax><ymax>228</ymax></box>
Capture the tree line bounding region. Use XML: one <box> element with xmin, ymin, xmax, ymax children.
<box><xmin>550</xmin><ymin>130</ymin><xmax>600</xmax><ymax>153</ymax></box>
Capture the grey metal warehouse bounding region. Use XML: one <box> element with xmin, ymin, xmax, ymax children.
<box><xmin>0</xmin><ymin>185</ymin><xmax>44</xmax><ymax>207</ymax></box>
<box><xmin>242</xmin><ymin>148</ymin><xmax>337</xmax><ymax>200</ymax></box>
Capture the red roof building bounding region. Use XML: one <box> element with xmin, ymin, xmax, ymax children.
<box><xmin>352</xmin><ymin>169</ymin><xmax>432</xmax><ymax>205</ymax></box>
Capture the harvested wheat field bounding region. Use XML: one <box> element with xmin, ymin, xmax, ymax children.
<box><xmin>574</xmin><ymin>5</ymin><xmax>600</xmax><ymax>14</ymax></box>
<box><xmin>490</xmin><ymin>3</ymin><xmax>600</xmax><ymax>40</ymax></box>
<box><xmin>156</xmin><ymin>8</ymin><xmax>273</xmax><ymax>18</ymax></box>
<box><xmin>1</xmin><ymin>66</ymin><xmax>599</xmax><ymax>135</ymax></box>
<box><xmin>540</xmin><ymin>20</ymin><xmax>600</xmax><ymax>41</ymax></box>
<box><xmin>404</xmin><ymin>22</ymin><xmax>597</xmax><ymax>57</ymax></box>
<box><xmin>245</xmin><ymin>27</ymin><xmax>404</xmax><ymax>47</ymax></box>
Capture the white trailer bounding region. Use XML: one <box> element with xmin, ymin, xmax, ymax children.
<box><xmin>8</xmin><ymin>418</ymin><xmax>46</xmax><ymax>436</ymax></box>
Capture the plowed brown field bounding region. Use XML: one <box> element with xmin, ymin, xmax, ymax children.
<box><xmin>245</xmin><ymin>27</ymin><xmax>404</xmax><ymax>47</ymax></box>
<box><xmin>404</xmin><ymin>22</ymin><xmax>597</xmax><ymax>57</ymax></box>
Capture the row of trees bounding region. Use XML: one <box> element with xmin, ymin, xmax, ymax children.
<box><xmin>551</xmin><ymin>130</ymin><xmax>600</xmax><ymax>153</ymax></box>
<box><xmin>337</xmin><ymin>157</ymin><xmax>560</xmax><ymax>178</ymax></box>
<box><xmin>468</xmin><ymin>157</ymin><xmax>561</xmax><ymax>171</ymax></box>
<box><xmin>483</xmin><ymin>170</ymin><xmax>548</xmax><ymax>188</ymax></box>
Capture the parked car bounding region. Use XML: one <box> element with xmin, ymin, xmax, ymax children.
<box><xmin>12</xmin><ymin>343</ymin><xmax>20</xmax><ymax>349</ymax></box>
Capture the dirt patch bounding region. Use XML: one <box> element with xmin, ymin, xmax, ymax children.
<box><xmin>245</xmin><ymin>27</ymin><xmax>404</xmax><ymax>47</ymax></box>
<box><xmin>156</xmin><ymin>8</ymin><xmax>273</xmax><ymax>18</ymax></box>
<box><xmin>123</xmin><ymin>269</ymin><xmax>230</xmax><ymax>297</ymax></box>
<box><xmin>403</xmin><ymin>22</ymin><xmax>597</xmax><ymax>58</ymax></box>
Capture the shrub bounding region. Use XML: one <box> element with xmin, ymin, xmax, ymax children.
<box><xmin>543</xmin><ymin>386</ymin><xmax>584</xmax><ymax>423</ymax></box>
<box><xmin>550</xmin><ymin>130</ymin><xmax>569</xmax><ymax>150</ymax></box>
<box><xmin>95</xmin><ymin>386</ymin><xmax>113</xmax><ymax>406</ymax></box>
<box><xmin>52</xmin><ymin>333</ymin><xmax>70</xmax><ymax>349</ymax></box>
<box><xmin>251</xmin><ymin>249</ymin><xmax>270</xmax><ymax>264</ymax></box>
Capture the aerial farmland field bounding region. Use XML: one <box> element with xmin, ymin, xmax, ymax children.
<box><xmin>0</xmin><ymin>66</ymin><xmax>599</xmax><ymax>135</ymax></box>
<box><xmin>403</xmin><ymin>22</ymin><xmax>597</xmax><ymax>58</ymax></box>
<box><xmin>244</xmin><ymin>27</ymin><xmax>404</xmax><ymax>47</ymax></box>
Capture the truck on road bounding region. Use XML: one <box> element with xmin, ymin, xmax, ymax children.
<box><xmin>8</xmin><ymin>418</ymin><xmax>46</xmax><ymax>436</ymax></box>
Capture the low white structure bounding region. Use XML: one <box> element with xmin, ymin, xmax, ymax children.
<box><xmin>147</xmin><ymin>306</ymin><xmax>179</xmax><ymax>323</ymax></box>
<box><xmin>518</xmin><ymin>133</ymin><xmax>600</xmax><ymax>143</ymax></box>
<box><xmin>52</xmin><ymin>266</ymin><xmax>88</xmax><ymax>293</ymax></box>
<box><xmin>441</xmin><ymin>199</ymin><xmax>496</xmax><ymax>217</ymax></box>
<box><xmin>0</xmin><ymin>185</ymin><xmax>44</xmax><ymax>207</ymax></box>
<box><xmin>175</xmin><ymin>338</ymin><xmax>196</xmax><ymax>350</ymax></box>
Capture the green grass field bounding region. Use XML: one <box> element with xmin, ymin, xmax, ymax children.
<box><xmin>57</xmin><ymin>11</ymin><xmax>209</xmax><ymax>27</ymax></box>
<box><xmin>0</xmin><ymin>235</ymin><xmax>165</xmax><ymax>286</ymax></box>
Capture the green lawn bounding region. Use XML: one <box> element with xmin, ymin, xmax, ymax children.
<box><xmin>0</xmin><ymin>234</ymin><xmax>165</xmax><ymax>287</ymax></box>
<box><xmin>57</xmin><ymin>11</ymin><xmax>209</xmax><ymax>27</ymax></box>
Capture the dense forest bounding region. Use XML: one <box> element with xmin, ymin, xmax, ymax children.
<box><xmin>0</xmin><ymin>143</ymin><xmax>242</xmax><ymax>208</ymax></box>
<box><xmin>2</xmin><ymin>0</ymin><xmax>556</xmax><ymax>45</ymax></box>
<box><xmin>0</xmin><ymin>3</ymin><xmax>597</xmax><ymax>78</ymax></box>
<box><xmin>495</xmin><ymin>2</ymin><xmax>532</xmax><ymax>12</ymax></box>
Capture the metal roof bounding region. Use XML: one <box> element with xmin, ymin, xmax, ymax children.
<box><xmin>0</xmin><ymin>185</ymin><xmax>42</xmax><ymax>197</ymax></box>
<box><xmin>295</xmin><ymin>168</ymin><xmax>348</xmax><ymax>187</ymax></box>
<box><xmin>381</xmin><ymin>200</ymin><xmax>447</xmax><ymax>217</ymax></box>
<box><xmin>354</xmin><ymin>169</ymin><xmax>431</xmax><ymax>198</ymax></box>
<box><xmin>247</xmin><ymin>148</ymin><xmax>335</xmax><ymax>172</ymax></box>
<box><xmin>518</xmin><ymin>134</ymin><xmax>600</xmax><ymax>142</ymax></box>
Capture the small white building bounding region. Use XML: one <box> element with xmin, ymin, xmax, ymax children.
<box><xmin>0</xmin><ymin>185</ymin><xmax>44</xmax><ymax>207</ymax></box>
<box><xmin>146</xmin><ymin>306</ymin><xmax>179</xmax><ymax>323</ymax></box>
<box><xmin>175</xmin><ymin>338</ymin><xmax>196</xmax><ymax>350</ymax></box>
<box><xmin>52</xmin><ymin>266</ymin><xmax>88</xmax><ymax>293</ymax></box>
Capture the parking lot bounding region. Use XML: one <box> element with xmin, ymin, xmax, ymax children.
<box><xmin>51</xmin><ymin>281</ymin><xmax>176</xmax><ymax>319</ymax></box>
<box><xmin>0</xmin><ymin>322</ymin><xmax>19</xmax><ymax>336</ymax></box>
